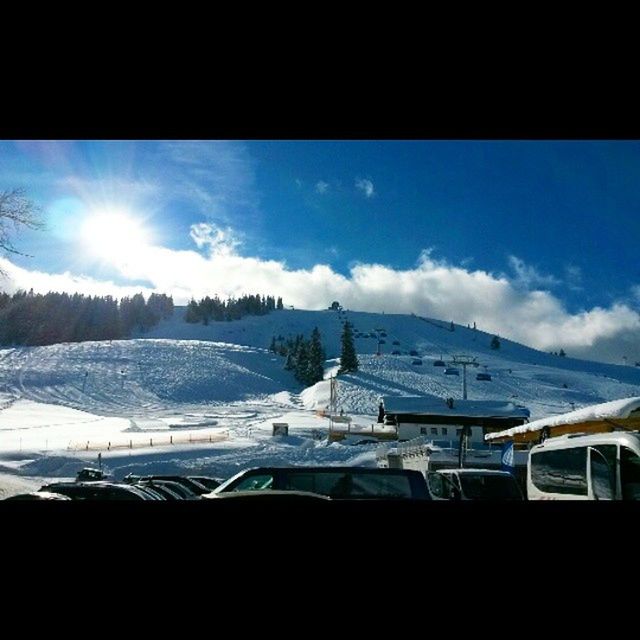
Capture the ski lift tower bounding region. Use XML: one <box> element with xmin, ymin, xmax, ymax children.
<box><xmin>451</xmin><ymin>354</ymin><xmax>479</xmax><ymax>400</ymax></box>
<box><xmin>329</xmin><ymin>376</ymin><xmax>337</xmax><ymax>435</ymax></box>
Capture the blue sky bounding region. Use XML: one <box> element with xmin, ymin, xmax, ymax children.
<box><xmin>1</xmin><ymin>140</ymin><xmax>639</xmax><ymax>364</ymax></box>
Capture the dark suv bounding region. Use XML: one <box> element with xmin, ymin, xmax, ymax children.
<box><xmin>207</xmin><ymin>466</ymin><xmax>431</xmax><ymax>500</ymax></box>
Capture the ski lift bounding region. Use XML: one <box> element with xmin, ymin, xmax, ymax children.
<box><xmin>476</xmin><ymin>372</ymin><xmax>492</xmax><ymax>381</ymax></box>
<box><xmin>409</xmin><ymin>350</ymin><xmax>419</xmax><ymax>356</ymax></box>
<box><xmin>433</xmin><ymin>359</ymin><xmax>446</xmax><ymax>367</ymax></box>
<box><xmin>412</xmin><ymin>359</ymin><xmax>423</xmax><ymax>365</ymax></box>
<box><xmin>379</xmin><ymin>339</ymin><xmax>386</xmax><ymax>344</ymax></box>
<box><xmin>444</xmin><ymin>367</ymin><xmax>460</xmax><ymax>376</ymax></box>
<box><xmin>392</xmin><ymin>340</ymin><xmax>400</xmax><ymax>345</ymax></box>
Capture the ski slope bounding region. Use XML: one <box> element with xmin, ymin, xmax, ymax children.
<box><xmin>2</xmin><ymin>306</ymin><xmax>640</xmax><ymax>494</ymax></box>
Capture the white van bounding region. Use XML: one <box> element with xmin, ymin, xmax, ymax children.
<box><xmin>527</xmin><ymin>431</ymin><xmax>640</xmax><ymax>500</ymax></box>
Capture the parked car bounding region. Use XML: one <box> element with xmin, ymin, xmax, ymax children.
<box><xmin>5</xmin><ymin>491</ymin><xmax>72</xmax><ymax>501</ymax></box>
<box><xmin>76</xmin><ymin>467</ymin><xmax>109</xmax><ymax>482</ymax></box>
<box><xmin>122</xmin><ymin>474</ymin><xmax>209</xmax><ymax>496</ymax></box>
<box><xmin>427</xmin><ymin>468</ymin><xmax>524</xmax><ymax>500</ymax></box>
<box><xmin>39</xmin><ymin>481</ymin><xmax>156</xmax><ymax>500</ymax></box>
<box><xmin>187</xmin><ymin>476</ymin><xmax>222</xmax><ymax>490</ymax></box>
<box><xmin>207</xmin><ymin>466</ymin><xmax>431</xmax><ymax>500</ymax></box>
<box><xmin>527</xmin><ymin>431</ymin><xmax>640</xmax><ymax>500</ymax></box>
<box><xmin>132</xmin><ymin>482</ymin><xmax>177</xmax><ymax>500</ymax></box>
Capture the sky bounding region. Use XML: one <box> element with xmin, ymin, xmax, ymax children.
<box><xmin>1</xmin><ymin>139</ymin><xmax>640</xmax><ymax>365</ymax></box>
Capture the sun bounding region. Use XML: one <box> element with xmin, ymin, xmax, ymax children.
<box><xmin>81</xmin><ymin>209</ymin><xmax>150</xmax><ymax>260</ymax></box>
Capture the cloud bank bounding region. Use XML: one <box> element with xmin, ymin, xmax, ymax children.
<box><xmin>2</xmin><ymin>239</ymin><xmax>639</xmax><ymax>364</ymax></box>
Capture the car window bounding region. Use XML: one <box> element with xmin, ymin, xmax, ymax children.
<box><xmin>427</xmin><ymin>473</ymin><xmax>446</xmax><ymax>499</ymax></box>
<box><xmin>284</xmin><ymin>471</ymin><xmax>414</xmax><ymax>498</ymax></box>
<box><xmin>459</xmin><ymin>474</ymin><xmax>522</xmax><ymax>499</ymax></box>
<box><xmin>230</xmin><ymin>474</ymin><xmax>274</xmax><ymax>491</ymax></box>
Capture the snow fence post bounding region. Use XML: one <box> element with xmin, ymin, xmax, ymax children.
<box><xmin>150</xmin><ymin>438</ymin><xmax>153</xmax><ymax>447</ymax></box>
<box><xmin>170</xmin><ymin>435</ymin><xmax>173</xmax><ymax>444</ymax></box>
<box><xmin>129</xmin><ymin>439</ymin><xmax>132</xmax><ymax>449</ymax></box>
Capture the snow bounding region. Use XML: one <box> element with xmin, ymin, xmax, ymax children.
<box><xmin>382</xmin><ymin>396</ymin><xmax>530</xmax><ymax>419</ymax></box>
<box><xmin>1</xmin><ymin>306</ymin><xmax>640</xmax><ymax>496</ymax></box>
<box><xmin>484</xmin><ymin>396</ymin><xmax>640</xmax><ymax>441</ymax></box>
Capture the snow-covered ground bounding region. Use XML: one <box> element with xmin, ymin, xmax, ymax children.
<box><xmin>2</xmin><ymin>307</ymin><xmax>640</xmax><ymax>497</ymax></box>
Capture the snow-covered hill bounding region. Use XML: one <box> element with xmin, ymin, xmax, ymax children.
<box><xmin>141</xmin><ymin>307</ymin><xmax>640</xmax><ymax>419</ymax></box>
<box><xmin>2</xmin><ymin>306</ymin><xmax>640</xmax><ymax>491</ymax></box>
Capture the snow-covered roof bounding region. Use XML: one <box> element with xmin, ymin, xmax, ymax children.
<box><xmin>382</xmin><ymin>396</ymin><xmax>530</xmax><ymax>419</ymax></box>
<box><xmin>485</xmin><ymin>396</ymin><xmax>640</xmax><ymax>441</ymax></box>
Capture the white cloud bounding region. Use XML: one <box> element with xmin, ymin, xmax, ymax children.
<box><xmin>3</xmin><ymin>247</ymin><xmax>640</xmax><ymax>364</ymax></box>
<box><xmin>355</xmin><ymin>178</ymin><xmax>375</xmax><ymax>198</ymax></box>
<box><xmin>508</xmin><ymin>255</ymin><xmax>561</xmax><ymax>289</ymax></box>
<box><xmin>0</xmin><ymin>258</ymin><xmax>156</xmax><ymax>299</ymax></box>
<box><xmin>159</xmin><ymin>141</ymin><xmax>260</xmax><ymax>225</ymax></box>
<box><xmin>315</xmin><ymin>181</ymin><xmax>329</xmax><ymax>194</ymax></box>
<box><xmin>189</xmin><ymin>222</ymin><xmax>242</xmax><ymax>257</ymax></box>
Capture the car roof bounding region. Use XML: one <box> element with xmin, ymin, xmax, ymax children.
<box><xmin>531</xmin><ymin>431</ymin><xmax>640</xmax><ymax>451</ymax></box>
<box><xmin>225</xmin><ymin>466</ymin><xmax>418</xmax><ymax>473</ymax></box>
<box><xmin>204</xmin><ymin>490</ymin><xmax>330</xmax><ymax>501</ymax></box>
<box><xmin>124</xmin><ymin>475</ymin><xmax>209</xmax><ymax>494</ymax></box>
<box><xmin>435</xmin><ymin>468</ymin><xmax>514</xmax><ymax>476</ymax></box>
<box><xmin>41</xmin><ymin>481</ymin><xmax>155</xmax><ymax>498</ymax></box>
<box><xmin>5</xmin><ymin>491</ymin><xmax>72</xmax><ymax>500</ymax></box>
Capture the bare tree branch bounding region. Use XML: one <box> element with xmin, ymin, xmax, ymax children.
<box><xmin>0</xmin><ymin>188</ymin><xmax>43</xmax><ymax>276</ymax></box>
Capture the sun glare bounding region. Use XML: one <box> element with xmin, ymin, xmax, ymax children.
<box><xmin>81</xmin><ymin>210</ymin><xmax>150</xmax><ymax>260</ymax></box>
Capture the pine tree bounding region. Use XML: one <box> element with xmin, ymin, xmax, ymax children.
<box><xmin>269</xmin><ymin>336</ymin><xmax>277</xmax><ymax>353</ymax></box>
<box><xmin>284</xmin><ymin>352</ymin><xmax>295</xmax><ymax>370</ymax></box>
<box><xmin>307</xmin><ymin>327</ymin><xmax>325</xmax><ymax>384</ymax></box>
<box><xmin>295</xmin><ymin>340</ymin><xmax>309</xmax><ymax>383</ymax></box>
<box><xmin>185</xmin><ymin>299</ymin><xmax>201</xmax><ymax>323</ymax></box>
<box><xmin>490</xmin><ymin>335</ymin><xmax>501</xmax><ymax>350</ymax></box>
<box><xmin>276</xmin><ymin>297</ymin><xmax>283</xmax><ymax>310</ymax></box>
<box><xmin>559</xmin><ymin>348</ymin><xmax>566</xmax><ymax>357</ymax></box>
<box><xmin>339</xmin><ymin>321</ymin><xmax>359</xmax><ymax>373</ymax></box>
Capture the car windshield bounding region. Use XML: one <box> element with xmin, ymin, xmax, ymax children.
<box><xmin>459</xmin><ymin>474</ymin><xmax>522</xmax><ymax>500</ymax></box>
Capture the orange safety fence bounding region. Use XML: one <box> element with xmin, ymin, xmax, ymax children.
<box><xmin>67</xmin><ymin>430</ymin><xmax>229</xmax><ymax>452</ymax></box>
